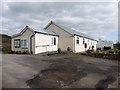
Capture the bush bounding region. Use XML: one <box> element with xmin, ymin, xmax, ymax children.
<box><xmin>58</xmin><ymin>48</ymin><xmax>61</xmax><ymax>54</ymax></box>
<box><xmin>103</xmin><ymin>46</ymin><xmax>111</xmax><ymax>51</ymax></box>
<box><xmin>15</xmin><ymin>51</ymin><xmax>19</xmax><ymax>54</ymax></box>
<box><xmin>18</xmin><ymin>51</ymin><xmax>22</xmax><ymax>54</ymax></box>
<box><xmin>47</xmin><ymin>51</ymin><xmax>58</xmax><ymax>56</ymax></box>
<box><xmin>10</xmin><ymin>50</ymin><xmax>20</xmax><ymax>54</ymax></box>
<box><xmin>67</xmin><ymin>47</ymin><xmax>71</xmax><ymax>52</ymax></box>
<box><xmin>80</xmin><ymin>52</ymin><xmax>87</xmax><ymax>55</ymax></box>
<box><xmin>81</xmin><ymin>49</ymin><xmax>120</xmax><ymax>60</ymax></box>
<box><xmin>86</xmin><ymin>50</ymin><xmax>93</xmax><ymax>53</ymax></box>
<box><xmin>107</xmin><ymin>49</ymin><xmax>120</xmax><ymax>54</ymax></box>
<box><xmin>9</xmin><ymin>50</ymin><xmax>29</xmax><ymax>54</ymax></box>
<box><xmin>22</xmin><ymin>50</ymin><xmax>29</xmax><ymax>54</ymax></box>
<box><xmin>10</xmin><ymin>51</ymin><xmax>15</xmax><ymax>54</ymax></box>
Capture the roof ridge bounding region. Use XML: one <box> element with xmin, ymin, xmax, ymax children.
<box><xmin>51</xmin><ymin>21</ymin><xmax>97</xmax><ymax>41</ymax></box>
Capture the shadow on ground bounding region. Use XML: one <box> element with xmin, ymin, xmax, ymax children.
<box><xmin>26</xmin><ymin>57</ymin><xmax>117</xmax><ymax>89</ymax></box>
<box><xmin>26</xmin><ymin>58</ymin><xmax>87</xmax><ymax>88</ymax></box>
<box><xmin>95</xmin><ymin>76</ymin><xmax>116</xmax><ymax>89</ymax></box>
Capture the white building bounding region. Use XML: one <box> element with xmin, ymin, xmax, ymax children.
<box><xmin>44</xmin><ymin>21</ymin><xmax>98</xmax><ymax>53</ymax></box>
<box><xmin>11</xmin><ymin>26</ymin><xmax>58</xmax><ymax>54</ymax></box>
<box><xmin>11</xmin><ymin>21</ymin><xmax>98</xmax><ymax>54</ymax></box>
<box><xmin>96</xmin><ymin>40</ymin><xmax>113</xmax><ymax>50</ymax></box>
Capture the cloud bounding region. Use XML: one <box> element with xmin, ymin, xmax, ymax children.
<box><xmin>2</xmin><ymin>2</ymin><xmax>118</xmax><ymax>42</ymax></box>
<box><xmin>3</xmin><ymin>0</ymin><xmax>119</xmax><ymax>2</ymax></box>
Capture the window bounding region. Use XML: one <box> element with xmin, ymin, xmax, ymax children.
<box><xmin>85</xmin><ymin>43</ymin><xmax>87</xmax><ymax>48</ymax></box>
<box><xmin>91</xmin><ymin>41</ymin><xmax>92</xmax><ymax>45</ymax></box>
<box><xmin>53</xmin><ymin>38</ymin><xmax>56</xmax><ymax>45</ymax></box>
<box><xmin>88</xmin><ymin>40</ymin><xmax>89</xmax><ymax>45</ymax></box>
<box><xmin>14</xmin><ymin>39</ymin><xmax>20</xmax><ymax>48</ymax></box>
<box><xmin>83</xmin><ymin>38</ymin><xmax>85</xmax><ymax>44</ymax></box>
<box><xmin>21</xmin><ymin>40</ymin><xmax>27</xmax><ymax>48</ymax></box>
<box><xmin>76</xmin><ymin>37</ymin><xmax>79</xmax><ymax>44</ymax></box>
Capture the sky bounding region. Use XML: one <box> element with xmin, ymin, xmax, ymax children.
<box><xmin>1</xmin><ymin>0</ymin><xmax>119</xmax><ymax>42</ymax></box>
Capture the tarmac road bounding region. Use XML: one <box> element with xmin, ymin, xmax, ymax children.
<box><xmin>2</xmin><ymin>54</ymin><xmax>119</xmax><ymax>89</ymax></box>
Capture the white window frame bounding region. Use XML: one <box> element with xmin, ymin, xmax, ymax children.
<box><xmin>83</xmin><ymin>38</ymin><xmax>85</xmax><ymax>44</ymax></box>
<box><xmin>53</xmin><ymin>37</ymin><xmax>56</xmax><ymax>45</ymax></box>
<box><xmin>76</xmin><ymin>36</ymin><xmax>79</xmax><ymax>44</ymax></box>
<box><xmin>52</xmin><ymin>37</ymin><xmax>56</xmax><ymax>45</ymax></box>
<box><xmin>14</xmin><ymin>39</ymin><xmax>20</xmax><ymax>48</ymax></box>
<box><xmin>21</xmin><ymin>39</ymin><xmax>28</xmax><ymax>48</ymax></box>
<box><xmin>88</xmin><ymin>40</ymin><xmax>89</xmax><ymax>45</ymax></box>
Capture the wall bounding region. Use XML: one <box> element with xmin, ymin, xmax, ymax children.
<box><xmin>97</xmin><ymin>41</ymin><xmax>113</xmax><ymax>49</ymax></box>
<box><xmin>35</xmin><ymin>33</ymin><xmax>58</xmax><ymax>54</ymax></box>
<box><xmin>45</xmin><ymin>24</ymin><xmax>74</xmax><ymax>51</ymax></box>
<box><xmin>58</xmin><ymin>37</ymin><xmax>74</xmax><ymax>51</ymax></box>
<box><xmin>74</xmin><ymin>35</ymin><xmax>97</xmax><ymax>53</ymax></box>
<box><xmin>31</xmin><ymin>35</ymin><xmax>35</xmax><ymax>54</ymax></box>
<box><xmin>12</xmin><ymin>29</ymin><xmax>35</xmax><ymax>53</ymax></box>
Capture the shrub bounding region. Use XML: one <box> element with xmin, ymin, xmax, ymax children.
<box><xmin>10</xmin><ymin>50</ymin><xmax>29</xmax><ymax>54</ymax></box>
<box><xmin>18</xmin><ymin>51</ymin><xmax>21</xmax><ymax>54</ymax></box>
<box><xmin>58</xmin><ymin>48</ymin><xmax>61</xmax><ymax>54</ymax></box>
<box><xmin>86</xmin><ymin>50</ymin><xmax>93</xmax><ymax>53</ymax></box>
<box><xmin>103</xmin><ymin>46</ymin><xmax>111</xmax><ymax>51</ymax></box>
<box><xmin>22</xmin><ymin>50</ymin><xmax>29</xmax><ymax>54</ymax></box>
<box><xmin>80</xmin><ymin>52</ymin><xmax>87</xmax><ymax>55</ymax></box>
<box><xmin>10</xmin><ymin>51</ymin><xmax>15</xmax><ymax>54</ymax></box>
<box><xmin>107</xmin><ymin>49</ymin><xmax>120</xmax><ymax>54</ymax></box>
<box><xmin>67</xmin><ymin>47</ymin><xmax>71</xmax><ymax>52</ymax></box>
<box><xmin>15</xmin><ymin>51</ymin><xmax>19</xmax><ymax>54</ymax></box>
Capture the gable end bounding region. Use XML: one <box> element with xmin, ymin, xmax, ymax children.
<box><xmin>44</xmin><ymin>21</ymin><xmax>73</xmax><ymax>36</ymax></box>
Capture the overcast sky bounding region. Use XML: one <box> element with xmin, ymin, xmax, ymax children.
<box><xmin>1</xmin><ymin>1</ymin><xmax>118</xmax><ymax>42</ymax></box>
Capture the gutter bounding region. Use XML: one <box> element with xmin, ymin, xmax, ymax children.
<box><xmin>35</xmin><ymin>31</ymin><xmax>59</xmax><ymax>36</ymax></box>
<box><xmin>74</xmin><ymin>34</ymin><xmax>98</xmax><ymax>42</ymax></box>
<box><xmin>73</xmin><ymin>35</ymin><xmax>75</xmax><ymax>53</ymax></box>
<box><xmin>30</xmin><ymin>33</ymin><xmax>36</xmax><ymax>54</ymax></box>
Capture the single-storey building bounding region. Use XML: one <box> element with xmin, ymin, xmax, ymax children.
<box><xmin>11</xmin><ymin>21</ymin><xmax>98</xmax><ymax>54</ymax></box>
<box><xmin>96</xmin><ymin>40</ymin><xmax>113</xmax><ymax>50</ymax></box>
<box><xmin>11</xmin><ymin>26</ymin><xmax>58</xmax><ymax>54</ymax></box>
<box><xmin>44</xmin><ymin>21</ymin><xmax>98</xmax><ymax>53</ymax></box>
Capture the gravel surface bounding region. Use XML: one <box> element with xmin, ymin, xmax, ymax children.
<box><xmin>2</xmin><ymin>54</ymin><xmax>119</xmax><ymax>89</ymax></box>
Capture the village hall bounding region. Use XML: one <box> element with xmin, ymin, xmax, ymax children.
<box><xmin>11</xmin><ymin>21</ymin><xmax>98</xmax><ymax>54</ymax></box>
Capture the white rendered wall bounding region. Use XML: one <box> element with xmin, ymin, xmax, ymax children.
<box><xmin>12</xmin><ymin>29</ymin><xmax>35</xmax><ymax>53</ymax></box>
<box><xmin>74</xmin><ymin>35</ymin><xmax>97</xmax><ymax>53</ymax></box>
<box><xmin>96</xmin><ymin>41</ymin><xmax>113</xmax><ymax>49</ymax></box>
<box><xmin>35</xmin><ymin>33</ymin><xmax>58</xmax><ymax>54</ymax></box>
<box><xmin>45</xmin><ymin>24</ymin><xmax>74</xmax><ymax>51</ymax></box>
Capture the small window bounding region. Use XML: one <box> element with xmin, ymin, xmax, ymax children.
<box><xmin>53</xmin><ymin>38</ymin><xmax>56</xmax><ymax>45</ymax></box>
<box><xmin>88</xmin><ymin>40</ymin><xmax>89</xmax><ymax>44</ymax></box>
<box><xmin>76</xmin><ymin>37</ymin><xmax>79</xmax><ymax>44</ymax></box>
<box><xmin>14</xmin><ymin>39</ymin><xmax>20</xmax><ymax>48</ymax></box>
<box><xmin>21</xmin><ymin>39</ymin><xmax>27</xmax><ymax>48</ymax></box>
<box><xmin>85</xmin><ymin>43</ymin><xmax>87</xmax><ymax>48</ymax></box>
<box><xmin>83</xmin><ymin>38</ymin><xmax>85</xmax><ymax>44</ymax></box>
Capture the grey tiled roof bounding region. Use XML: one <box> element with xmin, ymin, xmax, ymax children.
<box><xmin>12</xmin><ymin>26</ymin><xmax>34</xmax><ymax>38</ymax></box>
<box><xmin>50</xmin><ymin>21</ymin><xmax>97</xmax><ymax>41</ymax></box>
<box><xmin>35</xmin><ymin>29</ymin><xmax>58</xmax><ymax>36</ymax></box>
<box><xmin>12</xmin><ymin>25</ymin><xmax>58</xmax><ymax>38</ymax></box>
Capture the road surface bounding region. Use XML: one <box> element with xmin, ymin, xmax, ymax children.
<box><xmin>2</xmin><ymin>54</ymin><xmax>119</xmax><ymax>89</ymax></box>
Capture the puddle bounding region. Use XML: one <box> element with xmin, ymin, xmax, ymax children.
<box><xmin>26</xmin><ymin>59</ymin><xmax>87</xmax><ymax>88</ymax></box>
<box><xmin>26</xmin><ymin>58</ymin><xmax>117</xmax><ymax>88</ymax></box>
<box><xmin>95</xmin><ymin>76</ymin><xmax>116</xmax><ymax>89</ymax></box>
